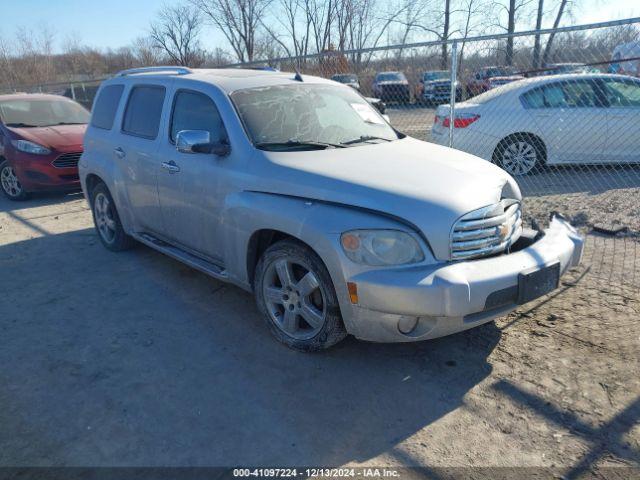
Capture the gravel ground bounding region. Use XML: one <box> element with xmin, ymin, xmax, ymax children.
<box><xmin>0</xmin><ymin>192</ymin><xmax>638</xmax><ymax>477</ymax></box>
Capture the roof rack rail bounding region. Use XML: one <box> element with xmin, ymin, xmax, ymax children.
<box><xmin>115</xmin><ymin>66</ymin><xmax>193</xmax><ymax>77</ymax></box>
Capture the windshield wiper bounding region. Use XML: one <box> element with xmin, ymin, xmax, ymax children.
<box><xmin>46</xmin><ymin>122</ymin><xmax>85</xmax><ymax>126</ymax></box>
<box><xmin>255</xmin><ymin>140</ymin><xmax>345</xmax><ymax>151</ymax></box>
<box><xmin>5</xmin><ymin>122</ymin><xmax>38</xmax><ymax>128</ymax></box>
<box><xmin>341</xmin><ymin>135</ymin><xmax>393</xmax><ymax>145</ymax></box>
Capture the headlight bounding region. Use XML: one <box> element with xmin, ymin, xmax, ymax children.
<box><xmin>340</xmin><ymin>230</ymin><xmax>425</xmax><ymax>266</ymax></box>
<box><xmin>12</xmin><ymin>140</ymin><xmax>51</xmax><ymax>155</ymax></box>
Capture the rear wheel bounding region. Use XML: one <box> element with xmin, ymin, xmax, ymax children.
<box><xmin>494</xmin><ymin>135</ymin><xmax>546</xmax><ymax>176</ymax></box>
<box><xmin>0</xmin><ymin>160</ymin><xmax>30</xmax><ymax>201</ymax></box>
<box><xmin>90</xmin><ymin>182</ymin><xmax>135</xmax><ymax>251</ymax></box>
<box><xmin>254</xmin><ymin>240</ymin><xmax>347</xmax><ymax>352</ymax></box>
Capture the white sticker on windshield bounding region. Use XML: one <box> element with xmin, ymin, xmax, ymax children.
<box><xmin>351</xmin><ymin>103</ymin><xmax>384</xmax><ymax>124</ymax></box>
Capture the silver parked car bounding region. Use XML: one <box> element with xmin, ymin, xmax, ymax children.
<box><xmin>80</xmin><ymin>66</ymin><xmax>584</xmax><ymax>351</ymax></box>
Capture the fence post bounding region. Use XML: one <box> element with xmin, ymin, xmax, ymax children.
<box><xmin>448</xmin><ymin>40</ymin><xmax>458</xmax><ymax>148</ymax></box>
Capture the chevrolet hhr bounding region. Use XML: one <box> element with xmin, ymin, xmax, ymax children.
<box><xmin>79</xmin><ymin>67</ymin><xmax>584</xmax><ymax>351</ymax></box>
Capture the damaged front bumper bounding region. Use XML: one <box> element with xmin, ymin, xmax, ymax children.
<box><xmin>345</xmin><ymin>216</ymin><xmax>584</xmax><ymax>342</ymax></box>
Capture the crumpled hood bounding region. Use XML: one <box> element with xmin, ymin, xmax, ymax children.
<box><xmin>249</xmin><ymin>137</ymin><xmax>521</xmax><ymax>260</ymax></box>
<box><xmin>8</xmin><ymin>124</ymin><xmax>86</xmax><ymax>151</ymax></box>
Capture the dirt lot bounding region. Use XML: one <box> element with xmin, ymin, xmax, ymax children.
<box><xmin>0</xmin><ymin>192</ymin><xmax>639</xmax><ymax>476</ymax></box>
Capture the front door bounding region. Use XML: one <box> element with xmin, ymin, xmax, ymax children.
<box><xmin>600</xmin><ymin>77</ymin><xmax>640</xmax><ymax>163</ymax></box>
<box><xmin>156</xmin><ymin>89</ymin><xmax>230</xmax><ymax>262</ymax></box>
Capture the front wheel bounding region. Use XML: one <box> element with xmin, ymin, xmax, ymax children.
<box><xmin>254</xmin><ymin>240</ymin><xmax>347</xmax><ymax>352</ymax></box>
<box><xmin>90</xmin><ymin>182</ymin><xmax>135</xmax><ymax>251</ymax></box>
<box><xmin>494</xmin><ymin>136</ymin><xmax>545</xmax><ymax>176</ymax></box>
<box><xmin>0</xmin><ymin>160</ymin><xmax>30</xmax><ymax>201</ymax></box>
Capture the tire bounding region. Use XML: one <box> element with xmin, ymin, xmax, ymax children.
<box><xmin>254</xmin><ymin>239</ymin><xmax>347</xmax><ymax>352</ymax></box>
<box><xmin>90</xmin><ymin>182</ymin><xmax>135</xmax><ymax>251</ymax></box>
<box><xmin>494</xmin><ymin>135</ymin><xmax>546</xmax><ymax>176</ymax></box>
<box><xmin>0</xmin><ymin>160</ymin><xmax>30</xmax><ymax>201</ymax></box>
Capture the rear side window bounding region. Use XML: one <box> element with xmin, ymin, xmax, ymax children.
<box><xmin>170</xmin><ymin>90</ymin><xmax>228</xmax><ymax>143</ymax></box>
<box><xmin>90</xmin><ymin>85</ymin><xmax>124</xmax><ymax>130</ymax></box>
<box><xmin>122</xmin><ymin>85</ymin><xmax>166</xmax><ymax>139</ymax></box>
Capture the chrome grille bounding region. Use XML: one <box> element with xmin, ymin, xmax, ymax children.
<box><xmin>52</xmin><ymin>152</ymin><xmax>82</xmax><ymax>169</ymax></box>
<box><xmin>451</xmin><ymin>199</ymin><xmax>522</xmax><ymax>260</ymax></box>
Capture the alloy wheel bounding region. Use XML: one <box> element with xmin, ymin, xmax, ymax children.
<box><xmin>94</xmin><ymin>192</ymin><xmax>117</xmax><ymax>244</ymax></box>
<box><xmin>500</xmin><ymin>141</ymin><xmax>538</xmax><ymax>175</ymax></box>
<box><xmin>1</xmin><ymin>165</ymin><xmax>23</xmax><ymax>198</ymax></box>
<box><xmin>262</xmin><ymin>258</ymin><xmax>326</xmax><ymax>340</ymax></box>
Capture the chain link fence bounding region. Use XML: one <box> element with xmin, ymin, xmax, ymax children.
<box><xmin>3</xmin><ymin>18</ymin><xmax>639</xmax><ymax>289</ymax></box>
<box><xmin>233</xmin><ymin>17</ymin><xmax>640</xmax><ymax>290</ymax></box>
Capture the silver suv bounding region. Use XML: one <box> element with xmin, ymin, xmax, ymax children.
<box><xmin>80</xmin><ymin>66</ymin><xmax>584</xmax><ymax>351</ymax></box>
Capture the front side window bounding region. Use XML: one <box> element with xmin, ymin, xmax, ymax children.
<box><xmin>231</xmin><ymin>84</ymin><xmax>400</xmax><ymax>150</ymax></box>
<box><xmin>91</xmin><ymin>84</ymin><xmax>124</xmax><ymax>130</ymax></box>
<box><xmin>170</xmin><ymin>90</ymin><xmax>228</xmax><ymax>143</ymax></box>
<box><xmin>601</xmin><ymin>78</ymin><xmax>640</xmax><ymax>107</ymax></box>
<box><xmin>122</xmin><ymin>85</ymin><xmax>166</xmax><ymax>139</ymax></box>
<box><xmin>0</xmin><ymin>97</ymin><xmax>89</xmax><ymax>128</ymax></box>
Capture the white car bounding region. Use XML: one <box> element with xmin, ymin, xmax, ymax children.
<box><xmin>431</xmin><ymin>73</ymin><xmax>640</xmax><ymax>175</ymax></box>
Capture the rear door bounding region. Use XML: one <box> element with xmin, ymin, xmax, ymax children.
<box><xmin>599</xmin><ymin>77</ymin><xmax>640</xmax><ymax>163</ymax></box>
<box><xmin>117</xmin><ymin>81</ymin><xmax>172</xmax><ymax>234</ymax></box>
<box><xmin>155</xmin><ymin>88</ymin><xmax>230</xmax><ymax>261</ymax></box>
<box><xmin>528</xmin><ymin>79</ymin><xmax>606</xmax><ymax>164</ymax></box>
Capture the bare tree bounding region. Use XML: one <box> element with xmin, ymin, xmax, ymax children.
<box><xmin>260</xmin><ymin>0</ymin><xmax>312</xmax><ymax>61</ymax></box>
<box><xmin>131</xmin><ymin>36</ymin><xmax>164</xmax><ymax>66</ymax></box>
<box><xmin>458</xmin><ymin>0</ymin><xmax>492</xmax><ymax>71</ymax></box>
<box><xmin>191</xmin><ymin>0</ymin><xmax>273</xmax><ymax>62</ymax></box>
<box><xmin>541</xmin><ymin>0</ymin><xmax>569</xmax><ymax>66</ymax></box>
<box><xmin>532</xmin><ymin>0</ymin><xmax>544</xmax><ymax>68</ymax></box>
<box><xmin>150</xmin><ymin>4</ymin><xmax>204</xmax><ymax>66</ymax></box>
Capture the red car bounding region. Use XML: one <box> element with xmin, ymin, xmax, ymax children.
<box><xmin>465</xmin><ymin>66</ymin><xmax>524</xmax><ymax>97</ymax></box>
<box><xmin>0</xmin><ymin>94</ymin><xmax>89</xmax><ymax>201</ymax></box>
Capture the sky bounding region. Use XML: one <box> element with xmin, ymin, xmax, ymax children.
<box><xmin>1</xmin><ymin>0</ymin><xmax>639</xmax><ymax>54</ymax></box>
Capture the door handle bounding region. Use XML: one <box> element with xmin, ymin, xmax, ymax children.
<box><xmin>114</xmin><ymin>147</ymin><xmax>126</xmax><ymax>159</ymax></box>
<box><xmin>161</xmin><ymin>161</ymin><xmax>181</xmax><ymax>173</ymax></box>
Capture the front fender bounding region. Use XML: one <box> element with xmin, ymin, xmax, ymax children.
<box><xmin>221</xmin><ymin>191</ymin><xmax>433</xmax><ymax>336</ymax></box>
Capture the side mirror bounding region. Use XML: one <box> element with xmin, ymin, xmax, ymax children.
<box><xmin>176</xmin><ymin>130</ymin><xmax>230</xmax><ymax>156</ymax></box>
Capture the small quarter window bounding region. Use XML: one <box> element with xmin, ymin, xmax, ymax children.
<box><xmin>122</xmin><ymin>85</ymin><xmax>166</xmax><ymax>139</ymax></box>
<box><xmin>91</xmin><ymin>85</ymin><xmax>124</xmax><ymax>130</ymax></box>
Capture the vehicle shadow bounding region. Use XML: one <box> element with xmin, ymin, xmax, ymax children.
<box><xmin>0</xmin><ymin>228</ymin><xmax>500</xmax><ymax>467</ymax></box>
<box><xmin>0</xmin><ymin>190</ymin><xmax>84</xmax><ymax>214</ymax></box>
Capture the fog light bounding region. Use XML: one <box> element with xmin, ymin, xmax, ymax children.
<box><xmin>398</xmin><ymin>316</ymin><xmax>419</xmax><ymax>334</ymax></box>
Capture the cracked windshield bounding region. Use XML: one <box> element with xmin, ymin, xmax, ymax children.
<box><xmin>231</xmin><ymin>84</ymin><xmax>400</xmax><ymax>150</ymax></box>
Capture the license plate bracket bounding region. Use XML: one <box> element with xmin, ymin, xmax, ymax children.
<box><xmin>517</xmin><ymin>262</ymin><xmax>560</xmax><ymax>305</ymax></box>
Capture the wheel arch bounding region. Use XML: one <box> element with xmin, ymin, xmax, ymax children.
<box><xmin>84</xmin><ymin>173</ymin><xmax>106</xmax><ymax>200</ymax></box>
<box><xmin>246</xmin><ymin>229</ymin><xmax>316</xmax><ymax>287</ymax></box>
